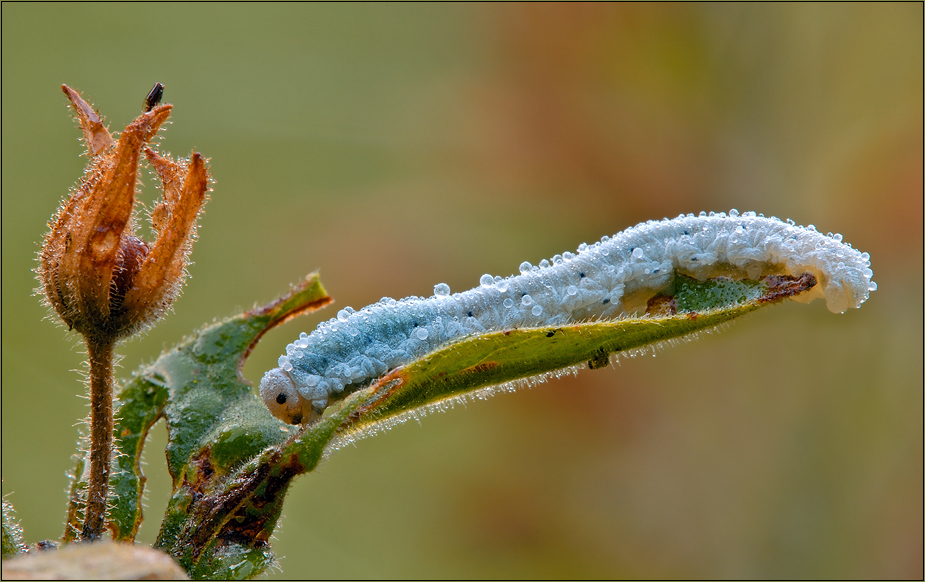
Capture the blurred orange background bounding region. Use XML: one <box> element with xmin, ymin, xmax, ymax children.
<box><xmin>2</xmin><ymin>4</ymin><xmax>921</xmax><ymax>578</ymax></box>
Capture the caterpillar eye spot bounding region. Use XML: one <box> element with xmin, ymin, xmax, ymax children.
<box><xmin>602</xmin><ymin>298</ymin><xmax>610</xmax><ymax>304</ymax></box>
<box><xmin>467</xmin><ymin>311</ymin><xmax>473</xmax><ymax>317</ymax></box>
<box><xmin>276</xmin><ymin>393</ymin><xmax>287</xmax><ymax>405</ymax></box>
<box><xmin>579</xmin><ymin>272</ymin><xmax>585</xmax><ymax>278</ymax></box>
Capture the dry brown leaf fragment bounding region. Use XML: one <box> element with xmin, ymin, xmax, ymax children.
<box><xmin>38</xmin><ymin>84</ymin><xmax>210</xmax><ymax>341</ymax></box>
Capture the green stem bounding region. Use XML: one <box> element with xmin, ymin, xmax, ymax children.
<box><xmin>81</xmin><ymin>336</ymin><xmax>115</xmax><ymax>541</ymax></box>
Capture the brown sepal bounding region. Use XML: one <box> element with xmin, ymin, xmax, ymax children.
<box><xmin>39</xmin><ymin>85</ymin><xmax>208</xmax><ymax>342</ymax></box>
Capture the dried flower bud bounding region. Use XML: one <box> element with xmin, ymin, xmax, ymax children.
<box><xmin>38</xmin><ymin>85</ymin><xmax>209</xmax><ymax>342</ymax></box>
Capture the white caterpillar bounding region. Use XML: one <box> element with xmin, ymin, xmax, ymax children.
<box><xmin>260</xmin><ymin>211</ymin><xmax>875</xmax><ymax>424</ymax></box>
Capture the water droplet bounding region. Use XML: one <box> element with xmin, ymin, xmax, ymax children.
<box><xmin>503</xmin><ymin>298</ymin><xmax>514</xmax><ymax>308</ymax></box>
<box><xmin>519</xmin><ymin>261</ymin><xmax>532</xmax><ymax>274</ymax></box>
<box><xmin>567</xmin><ymin>285</ymin><xmax>578</xmax><ymax>296</ymax></box>
<box><xmin>632</xmin><ymin>248</ymin><xmax>644</xmax><ymax>259</ymax></box>
<box><xmin>531</xmin><ymin>305</ymin><xmax>543</xmax><ymax>316</ymax></box>
<box><xmin>521</xmin><ymin>294</ymin><xmax>534</xmax><ymax>306</ymax></box>
<box><xmin>434</xmin><ymin>283</ymin><xmax>451</xmax><ymax>296</ymax></box>
<box><xmin>497</xmin><ymin>280</ymin><xmax>509</xmax><ymax>292</ymax></box>
<box><xmin>480</xmin><ymin>274</ymin><xmax>494</xmax><ymax>286</ymax></box>
<box><xmin>337</xmin><ymin>309</ymin><xmax>350</xmax><ymax>322</ymax></box>
<box><xmin>415</xmin><ymin>328</ymin><xmax>429</xmax><ymax>340</ymax></box>
<box><xmin>539</xmin><ymin>259</ymin><xmax>550</xmax><ymax>268</ymax></box>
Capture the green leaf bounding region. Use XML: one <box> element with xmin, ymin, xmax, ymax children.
<box><xmin>334</xmin><ymin>273</ymin><xmax>816</xmax><ymax>440</ymax></box>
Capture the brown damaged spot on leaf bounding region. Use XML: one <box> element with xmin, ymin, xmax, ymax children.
<box><xmin>350</xmin><ymin>368</ymin><xmax>408</xmax><ymax>421</ymax></box>
<box><xmin>463</xmin><ymin>361</ymin><xmax>499</xmax><ymax>375</ymax></box>
<box><xmin>646</xmin><ymin>294</ymin><xmax>678</xmax><ymax>317</ymax></box>
<box><xmin>218</xmin><ymin>453</ymin><xmax>304</xmax><ymax>545</ymax></box>
<box><xmin>760</xmin><ymin>273</ymin><xmax>817</xmax><ymax>303</ymax></box>
<box><xmin>182</xmin><ymin>448</ymin><xmax>216</xmax><ymax>509</ymax></box>
<box><xmin>188</xmin><ymin>446</ymin><xmax>305</xmax><ymax>560</ymax></box>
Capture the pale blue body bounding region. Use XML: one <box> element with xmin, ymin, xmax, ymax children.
<box><xmin>260</xmin><ymin>211</ymin><xmax>875</xmax><ymax>424</ymax></box>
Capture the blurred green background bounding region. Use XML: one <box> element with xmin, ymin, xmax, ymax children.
<box><xmin>2</xmin><ymin>4</ymin><xmax>921</xmax><ymax>579</ymax></box>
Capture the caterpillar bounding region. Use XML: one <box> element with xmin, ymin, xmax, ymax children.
<box><xmin>260</xmin><ymin>211</ymin><xmax>875</xmax><ymax>425</ymax></box>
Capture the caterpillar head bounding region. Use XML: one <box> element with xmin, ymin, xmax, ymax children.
<box><xmin>260</xmin><ymin>368</ymin><xmax>305</xmax><ymax>425</ymax></box>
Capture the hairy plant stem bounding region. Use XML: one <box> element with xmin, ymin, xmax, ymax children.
<box><xmin>81</xmin><ymin>336</ymin><xmax>115</xmax><ymax>541</ymax></box>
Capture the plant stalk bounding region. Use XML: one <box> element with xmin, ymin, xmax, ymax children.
<box><xmin>80</xmin><ymin>336</ymin><xmax>115</xmax><ymax>541</ymax></box>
